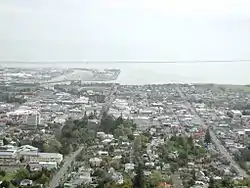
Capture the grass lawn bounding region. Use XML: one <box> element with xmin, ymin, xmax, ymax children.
<box><xmin>0</xmin><ymin>172</ymin><xmax>16</xmax><ymax>188</ymax></box>
<box><xmin>0</xmin><ymin>172</ymin><xmax>15</xmax><ymax>181</ymax></box>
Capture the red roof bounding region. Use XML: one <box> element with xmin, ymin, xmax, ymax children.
<box><xmin>159</xmin><ymin>182</ymin><xmax>172</xmax><ymax>188</ymax></box>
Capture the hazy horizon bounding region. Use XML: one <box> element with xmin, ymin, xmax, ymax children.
<box><xmin>1</xmin><ymin>0</ymin><xmax>250</xmax><ymax>61</ymax></box>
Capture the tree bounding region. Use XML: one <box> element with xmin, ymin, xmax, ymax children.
<box><xmin>187</xmin><ymin>169</ymin><xmax>196</xmax><ymax>187</ymax></box>
<box><xmin>148</xmin><ymin>171</ymin><xmax>162</xmax><ymax>187</ymax></box>
<box><xmin>43</xmin><ymin>139</ymin><xmax>62</xmax><ymax>153</ymax></box>
<box><xmin>114</xmin><ymin>125</ymin><xmax>125</xmax><ymax>138</ymax></box>
<box><xmin>0</xmin><ymin>169</ymin><xmax>6</xmax><ymax>177</ymax></box>
<box><xmin>37</xmin><ymin>174</ymin><xmax>49</xmax><ymax>185</ymax></box>
<box><xmin>204</xmin><ymin>129</ymin><xmax>211</xmax><ymax>144</ymax></box>
<box><xmin>133</xmin><ymin>136</ymin><xmax>142</xmax><ymax>153</ymax></box>
<box><xmin>208</xmin><ymin>178</ymin><xmax>215</xmax><ymax>188</ymax></box>
<box><xmin>30</xmin><ymin>171</ymin><xmax>43</xmax><ymax>181</ymax></box>
<box><xmin>122</xmin><ymin>179</ymin><xmax>133</xmax><ymax>188</ymax></box>
<box><xmin>61</xmin><ymin>119</ymin><xmax>75</xmax><ymax>138</ymax></box>
<box><xmin>133</xmin><ymin>163</ymin><xmax>145</xmax><ymax>188</ymax></box>
<box><xmin>115</xmin><ymin>115</ymin><xmax>124</xmax><ymax>126</ymax></box>
<box><xmin>26</xmin><ymin>164</ymin><xmax>31</xmax><ymax>173</ymax></box>
<box><xmin>0</xmin><ymin>180</ymin><xmax>10</xmax><ymax>188</ymax></box>
<box><xmin>88</xmin><ymin>112</ymin><xmax>95</xmax><ymax>119</ymax></box>
<box><xmin>221</xmin><ymin>179</ymin><xmax>234</xmax><ymax>188</ymax></box>
<box><xmin>100</xmin><ymin>115</ymin><xmax>115</xmax><ymax>133</ymax></box>
<box><xmin>110</xmin><ymin>160</ymin><xmax>120</xmax><ymax>170</ymax></box>
<box><xmin>32</xmin><ymin>140</ymin><xmax>45</xmax><ymax>152</ymax></box>
<box><xmin>15</xmin><ymin>168</ymin><xmax>29</xmax><ymax>180</ymax></box>
<box><xmin>3</xmin><ymin>137</ymin><xmax>9</xmax><ymax>145</ymax></box>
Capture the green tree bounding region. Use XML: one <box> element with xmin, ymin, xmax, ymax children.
<box><xmin>15</xmin><ymin>168</ymin><xmax>29</xmax><ymax>180</ymax></box>
<box><xmin>221</xmin><ymin>179</ymin><xmax>234</xmax><ymax>188</ymax></box>
<box><xmin>133</xmin><ymin>136</ymin><xmax>142</xmax><ymax>153</ymax></box>
<box><xmin>61</xmin><ymin>119</ymin><xmax>75</xmax><ymax>138</ymax></box>
<box><xmin>122</xmin><ymin>179</ymin><xmax>133</xmax><ymax>188</ymax></box>
<box><xmin>204</xmin><ymin>129</ymin><xmax>211</xmax><ymax>144</ymax></box>
<box><xmin>187</xmin><ymin>169</ymin><xmax>196</xmax><ymax>187</ymax></box>
<box><xmin>37</xmin><ymin>174</ymin><xmax>49</xmax><ymax>185</ymax></box>
<box><xmin>89</xmin><ymin>112</ymin><xmax>95</xmax><ymax>119</ymax></box>
<box><xmin>3</xmin><ymin>137</ymin><xmax>9</xmax><ymax>145</ymax></box>
<box><xmin>115</xmin><ymin>115</ymin><xmax>124</xmax><ymax>126</ymax></box>
<box><xmin>26</xmin><ymin>164</ymin><xmax>31</xmax><ymax>173</ymax></box>
<box><xmin>208</xmin><ymin>178</ymin><xmax>215</xmax><ymax>188</ymax></box>
<box><xmin>0</xmin><ymin>169</ymin><xmax>6</xmax><ymax>177</ymax></box>
<box><xmin>148</xmin><ymin>171</ymin><xmax>162</xmax><ymax>187</ymax></box>
<box><xmin>0</xmin><ymin>180</ymin><xmax>10</xmax><ymax>188</ymax></box>
<box><xmin>133</xmin><ymin>163</ymin><xmax>145</xmax><ymax>188</ymax></box>
<box><xmin>114</xmin><ymin>125</ymin><xmax>125</xmax><ymax>138</ymax></box>
<box><xmin>43</xmin><ymin>139</ymin><xmax>62</xmax><ymax>153</ymax></box>
<box><xmin>100</xmin><ymin>114</ymin><xmax>115</xmax><ymax>133</ymax></box>
<box><xmin>110</xmin><ymin>160</ymin><xmax>120</xmax><ymax>170</ymax></box>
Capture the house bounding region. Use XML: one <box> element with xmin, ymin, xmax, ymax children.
<box><xmin>230</xmin><ymin>110</ymin><xmax>242</xmax><ymax>118</ymax></box>
<box><xmin>79</xmin><ymin>171</ymin><xmax>92</xmax><ymax>185</ymax></box>
<box><xmin>29</xmin><ymin>163</ymin><xmax>43</xmax><ymax>172</ymax></box>
<box><xmin>111</xmin><ymin>172</ymin><xmax>124</xmax><ymax>184</ymax></box>
<box><xmin>159</xmin><ymin>182</ymin><xmax>172</xmax><ymax>188</ymax></box>
<box><xmin>97</xmin><ymin>151</ymin><xmax>108</xmax><ymax>156</ymax></box>
<box><xmin>20</xmin><ymin>179</ymin><xmax>33</xmax><ymax>187</ymax></box>
<box><xmin>125</xmin><ymin>163</ymin><xmax>134</xmax><ymax>172</ymax></box>
<box><xmin>39</xmin><ymin>161</ymin><xmax>58</xmax><ymax>170</ymax></box>
<box><xmin>89</xmin><ymin>158</ymin><xmax>102</xmax><ymax>167</ymax></box>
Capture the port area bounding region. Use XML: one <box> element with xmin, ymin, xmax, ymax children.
<box><xmin>92</xmin><ymin>69</ymin><xmax>120</xmax><ymax>81</ymax></box>
<box><xmin>47</xmin><ymin>68</ymin><xmax>121</xmax><ymax>84</ymax></box>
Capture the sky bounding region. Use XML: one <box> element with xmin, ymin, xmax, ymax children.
<box><xmin>0</xmin><ymin>0</ymin><xmax>250</xmax><ymax>61</ymax></box>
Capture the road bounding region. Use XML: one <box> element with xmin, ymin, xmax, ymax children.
<box><xmin>99</xmin><ymin>82</ymin><xmax>117</xmax><ymax>119</ymax></box>
<box><xmin>49</xmin><ymin>146</ymin><xmax>84</xmax><ymax>188</ymax></box>
<box><xmin>176</xmin><ymin>85</ymin><xmax>249</xmax><ymax>178</ymax></box>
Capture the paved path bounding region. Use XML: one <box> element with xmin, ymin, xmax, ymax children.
<box><xmin>49</xmin><ymin>146</ymin><xmax>84</xmax><ymax>188</ymax></box>
<box><xmin>176</xmin><ymin>85</ymin><xmax>248</xmax><ymax>178</ymax></box>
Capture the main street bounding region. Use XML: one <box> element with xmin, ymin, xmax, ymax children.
<box><xmin>49</xmin><ymin>145</ymin><xmax>84</xmax><ymax>188</ymax></box>
<box><xmin>175</xmin><ymin>85</ymin><xmax>249</xmax><ymax>178</ymax></box>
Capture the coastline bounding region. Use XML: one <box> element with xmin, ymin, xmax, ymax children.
<box><xmin>1</xmin><ymin>62</ymin><xmax>250</xmax><ymax>85</ymax></box>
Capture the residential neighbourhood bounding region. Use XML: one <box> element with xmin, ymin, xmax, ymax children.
<box><xmin>0</xmin><ymin>67</ymin><xmax>250</xmax><ymax>187</ymax></box>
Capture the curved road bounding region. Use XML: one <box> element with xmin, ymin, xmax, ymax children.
<box><xmin>176</xmin><ymin>86</ymin><xmax>248</xmax><ymax>178</ymax></box>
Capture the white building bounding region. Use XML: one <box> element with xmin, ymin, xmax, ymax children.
<box><xmin>17</xmin><ymin>145</ymin><xmax>39</xmax><ymax>153</ymax></box>
<box><xmin>0</xmin><ymin>151</ymin><xmax>18</xmax><ymax>165</ymax></box>
<box><xmin>39</xmin><ymin>161</ymin><xmax>58</xmax><ymax>170</ymax></box>
<box><xmin>89</xmin><ymin>157</ymin><xmax>102</xmax><ymax>167</ymax></box>
<box><xmin>20</xmin><ymin>152</ymin><xmax>63</xmax><ymax>164</ymax></box>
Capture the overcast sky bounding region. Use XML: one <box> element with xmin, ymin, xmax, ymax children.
<box><xmin>1</xmin><ymin>0</ymin><xmax>250</xmax><ymax>61</ymax></box>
